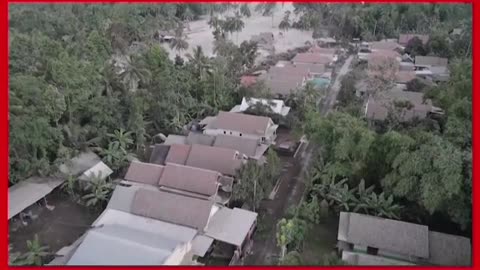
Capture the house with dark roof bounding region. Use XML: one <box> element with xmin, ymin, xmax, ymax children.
<box><xmin>123</xmin><ymin>161</ymin><xmax>231</xmax><ymax>203</ymax></box>
<box><xmin>364</xmin><ymin>89</ymin><xmax>443</xmax><ymax>122</ymax></box>
<box><xmin>203</xmin><ymin>111</ymin><xmax>278</xmax><ymax>145</ymax></box>
<box><xmin>106</xmin><ymin>185</ymin><xmax>257</xmax><ymax>265</ymax></box>
<box><xmin>337</xmin><ymin>212</ymin><xmax>471</xmax><ymax>266</ymax></box>
<box><xmin>398</xmin><ymin>34</ymin><xmax>430</xmax><ymax>46</ymax></box>
<box><xmin>414</xmin><ymin>56</ymin><xmax>450</xmax><ymax>82</ymax></box>
<box><xmin>292</xmin><ymin>52</ymin><xmax>334</xmax><ymax>66</ymax></box>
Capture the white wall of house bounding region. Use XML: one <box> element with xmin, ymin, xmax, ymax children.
<box><xmin>203</xmin><ymin>122</ymin><xmax>277</xmax><ymax>144</ymax></box>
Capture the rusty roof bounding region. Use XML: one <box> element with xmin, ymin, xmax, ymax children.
<box><xmin>159</xmin><ymin>163</ymin><xmax>220</xmax><ymax>196</ymax></box>
<box><xmin>124</xmin><ymin>161</ymin><xmax>165</xmax><ymax>185</ymax></box>
<box><xmin>164</xmin><ymin>144</ymin><xmax>191</xmax><ymax>165</ymax></box>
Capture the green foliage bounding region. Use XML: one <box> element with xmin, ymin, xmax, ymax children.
<box><xmin>16</xmin><ymin>235</ymin><xmax>50</xmax><ymax>266</ymax></box>
<box><xmin>321</xmin><ymin>252</ymin><xmax>347</xmax><ymax>266</ymax></box>
<box><xmin>9</xmin><ymin>5</ymin><xmax>250</xmax><ymax>184</ymax></box>
<box><xmin>233</xmin><ymin>160</ymin><xmax>276</xmax><ymax>209</ymax></box>
<box><xmin>276</xmin><ymin>217</ymin><xmax>308</xmax><ymax>258</ymax></box>
<box><xmin>305</xmin><ymin>112</ymin><xmax>375</xmax><ymax>183</ymax></box>
<box><xmin>82</xmin><ymin>172</ymin><xmax>114</xmax><ymax>207</ymax></box>
<box><xmin>278</xmin><ymin>251</ymin><xmax>303</xmax><ymax>265</ymax></box>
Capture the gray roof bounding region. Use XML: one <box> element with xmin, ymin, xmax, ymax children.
<box><xmin>205</xmin><ymin>207</ymin><xmax>257</xmax><ymax>246</ymax></box>
<box><xmin>213</xmin><ymin>135</ymin><xmax>260</xmax><ymax>157</ymax></box>
<box><xmin>365</xmin><ymin>90</ymin><xmax>433</xmax><ymax>121</ymax></box>
<box><xmin>191</xmin><ymin>235</ymin><xmax>214</xmax><ymax>257</ymax></box>
<box><xmin>131</xmin><ymin>189</ymin><xmax>214</xmax><ymax>230</ymax></box>
<box><xmin>9</xmin><ymin>176</ymin><xmax>64</xmax><ymax>219</ymax></box>
<box><xmin>67</xmin><ymin>224</ymin><xmax>182</xmax><ymax>265</ymax></box>
<box><xmin>186</xmin><ymin>132</ymin><xmax>215</xmax><ymax>146</ymax></box>
<box><xmin>149</xmin><ymin>144</ymin><xmax>171</xmax><ymax>165</ymax></box>
<box><xmin>428</xmin><ymin>231</ymin><xmax>471</xmax><ymax>266</ymax></box>
<box><xmin>164</xmin><ymin>135</ymin><xmax>188</xmax><ymax>145</ymax></box>
<box><xmin>159</xmin><ymin>163</ymin><xmax>220</xmax><ymax>196</ymax></box>
<box><xmin>338</xmin><ymin>212</ymin><xmax>430</xmax><ymax>259</ymax></box>
<box><xmin>342</xmin><ymin>251</ymin><xmax>415</xmax><ymax>265</ymax></box>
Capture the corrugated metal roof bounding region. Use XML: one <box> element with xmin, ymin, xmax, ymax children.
<box><xmin>67</xmin><ymin>224</ymin><xmax>182</xmax><ymax>265</ymax></box>
<box><xmin>9</xmin><ymin>176</ymin><xmax>64</xmax><ymax>219</ymax></box>
<box><xmin>78</xmin><ymin>161</ymin><xmax>113</xmax><ymax>181</ymax></box>
<box><xmin>205</xmin><ymin>207</ymin><xmax>257</xmax><ymax>246</ymax></box>
<box><xmin>338</xmin><ymin>212</ymin><xmax>429</xmax><ymax>259</ymax></box>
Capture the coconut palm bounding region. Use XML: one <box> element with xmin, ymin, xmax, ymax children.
<box><xmin>279</xmin><ymin>10</ymin><xmax>291</xmax><ymax>33</ymax></box>
<box><xmin>225</xmin><ymin>13</ymin><xmax>245</xmax><ymax>44</ymax></box>
<box><xmin>240</xmin><ymin>4</ymin><xmax>251</xmax><ymax>18</ymax></box>
<box><xmin>120</xmin><ymin>55</ymin><xmax>151</xmax><ymax>93</ymax></box>
<box><xmin>170</xmin><ymin>24</ymin><xmax>189</xmax><ymax>56</ymax></box>
<box><xmin>186</xmin><ymin>46</ymin><xmax>212</xmax><ymax>80</ymax></box>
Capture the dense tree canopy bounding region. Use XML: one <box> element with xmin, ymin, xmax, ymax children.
<box><xmin>8</xmin><ymin>4</ymin><xmax>253</xmax><ymax>184</ymax></box>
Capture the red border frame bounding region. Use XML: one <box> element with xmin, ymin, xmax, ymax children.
<box><xmin>1</xmin><ymin>1</ymin><xmax>476</xmax><ymax>269</ymax></box>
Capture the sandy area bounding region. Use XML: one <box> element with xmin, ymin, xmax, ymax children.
<box><xmin>162</xmin><ymin>3</ymin><xmax>313</xmax><ymax>59</ymax></box>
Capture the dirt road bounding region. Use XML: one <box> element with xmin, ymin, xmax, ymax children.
<box><xmin>244</xmin><ymin>55</ymin><xmax>353</xmax><ymax>265</ymax></box>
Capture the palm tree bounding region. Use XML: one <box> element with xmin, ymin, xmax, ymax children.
<box><xmin>279</xmin><ymin>10</ymin><xmax>291</xmax><ymax>33</ymax></box>
<box><xmin>225</xmin><ymin>13</ymin><xmax>245</xmax><ymax>44</ymax></box>
<box><xmin>182</xmin><ymin>8</ymin><xmax>194</xmax><ymax>31</ymax></box>
<box><xmin>240</xmin><ymin>4</ymin><xmax>251</xmax><ymax>18</ymax></box>
<box><xmin>170</xmin><ymin>24</ymin><xmax>189</xmax><ymax>56</ymax></box>
<box><xmin>120</xmin><ymin>55</ymin><xmax>151</xmax><ymax>93</ymax></box>
<box><xmin>186</xmin><ymin>46</ymin><xmax>211</xmax><ymax>80</ymax></box>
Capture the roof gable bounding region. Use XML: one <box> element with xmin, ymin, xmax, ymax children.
<box><xmin>211</xmin><ymin>111</ymin><xmax>272</xmax><ymax>136</ymax></box>
<box><xmin>159</xmin><ymin>163</ymin><xmax>220</xmax><ymax>196</ymax></box>
<box><xmin>131</xmin><ymin>189</ymin><xmax>213</xmax><ymax>230</ymax></box>
<box><xmin>124</xmin><ymin>161</ymin><xmax>165</xmax><ymax>185</ymax></box>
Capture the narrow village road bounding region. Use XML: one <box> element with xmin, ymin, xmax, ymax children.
<box><xmin>244</xmin><ymin>55</ymin><xmax>354</xmax><ymax>265</ymax></box>
<box><xmin>321</xmin><ymin>55</ymin><xmax>354</xmax><ymax>115</ymax></box>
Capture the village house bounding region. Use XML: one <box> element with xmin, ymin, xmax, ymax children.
<box><xmin>337</xmin><ymin>212</ymin><xmax>471</xmax><ymax>266</ymax></box>
<box><xmin>292</xmin><ymin>52</ymin><xmax>334</xmax><ymax>66</ymax></box>
<box><xmin>107</xmin><ymin>185</ymin><xmax>257</xmax><ymax>265</ymax></box>
<box><xmin>123</xmin><ymin>161</ymin><xmax>231</xmax><ymax>204</ymax></box>
<box><xmin>363</xmin><ymin>88</ymin><xmax>444</xmax><ymax>122</ymax></box>
<box><xmin>398</xmin><ymin>34</ymin><xmax>430</xmax><ymax>46</ymax></box>
<box><xmin>414</xmin><ymin>56</ymin><xmax>450</xmax><ymax>82</ymax></box>
<box><xmin>203</xmin><ymin>111</ymin><xmax>278</xmax><ymax>145</ymax></box>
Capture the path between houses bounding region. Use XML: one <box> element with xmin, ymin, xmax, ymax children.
<box><xmin>321</xmin><ymin>55</ymin><xmax>354</xmax><ymax>115</ymax></box>
<box><xmin>244</xmin><ymin>56</ymin><xmax>354</xmax><ymax>265</ymax></box>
